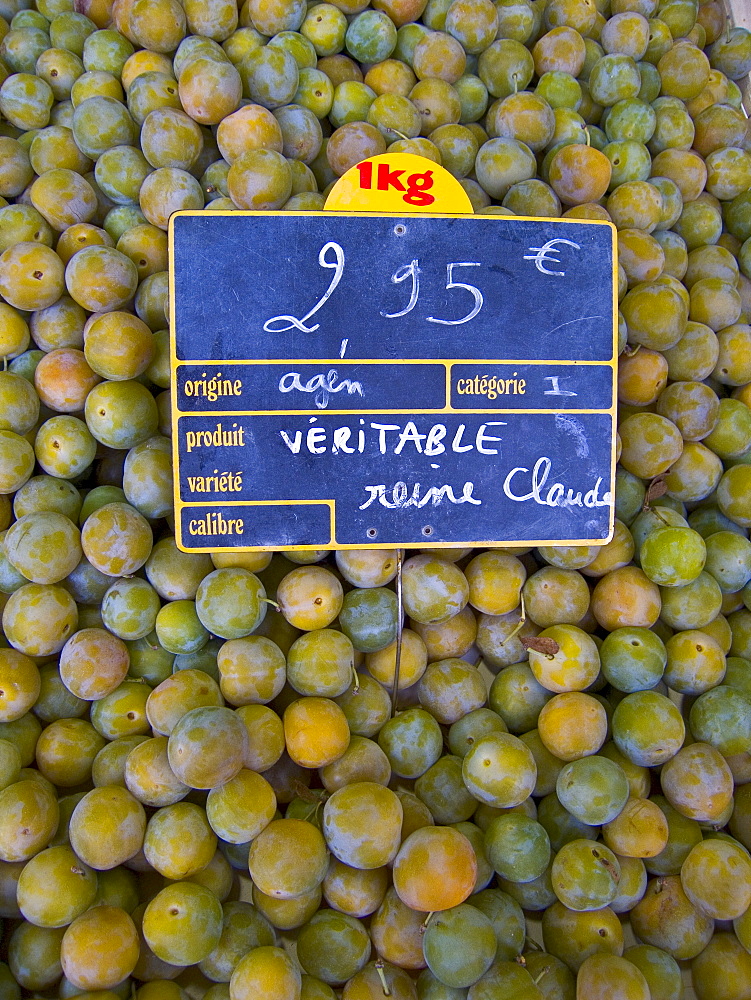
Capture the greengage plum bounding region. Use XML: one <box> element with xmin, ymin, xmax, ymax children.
<box><xmin>69</xmin><ymin>784</ymin><xmax>146</xmax><ymax>870</ymax></box>
<box><xmin>142</xmin><ymin>882</ymin><xmax>222</xmax><ymax>966</ymax></box>
<box><xmin>323</xmin><ymin>781</ymin><xmax>402</xmax><ymax>868</ymax></box>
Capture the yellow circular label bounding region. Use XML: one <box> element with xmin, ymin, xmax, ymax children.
<box><xmin>324</xmin><ymin>153</ymin><xmax>474</xmax><ymax>215</ymax></box>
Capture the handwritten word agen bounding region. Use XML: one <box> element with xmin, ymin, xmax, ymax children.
<box><xmin>278</xmin><ymin>369</ymin><xmax>363</xmax><ymax>409</ymax></box>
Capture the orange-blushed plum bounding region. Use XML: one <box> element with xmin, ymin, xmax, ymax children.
<box><xmin>58</xmin><ymin>627</ymin><xmax>129</xmax><ymax>700</ymax></box>
<box><xmin>602</xmin><ymin>797</ymin><xmax>669</xmax><ymax>858</ymax></box>
<box><xmin>617</xmin><ymin>347</ymin><xmax>669</xmax><ymax>406</ymax></box>
<box><xmin>142</xmin><ymin>881</ymin><xmax>223</xmax><ymax>966</ymax></box>
<box><xmin>283</xmin><ymin>696</ymin><xmax>350</xmax><ymax>767</ymax></box>
<box><xmin>81</xmin><ymin>502</ymin><xmax>153</xmax><ymax>578</ymax></box>
<box><xmin>322</xmin><ymin>781</ymin><xmax>402</xmax><ymax>869</ymax></box>
<box><xmin>410</xmin><ymin>604</ymin><xmax>478</xmax><ymax>661</ymax></box>
<box><xmin>660</xmin><ymin>742</ymin><xmax>734</xmax><ymax>823</ymax></box>
<box><xmin>216</xmin><ymin>104</ymin><xmax>283</xmax><ymax>163</ymax></box>
<box><xmin>392</xmin><ymin>825</ymin><xmax>477</xmax><ymax>911</ymax></box>
<box><xmin>464</xmin><ymin>550</ymin><xmax>526</xmax><ymax>615</ymax></box>
<box><xmin>69</xmin><ymin>784</ymin><xmax>146</xmax><ymax>870</ymax></box>
<box><xmin>33</xmin><ymin>347</ymin><xmax>100</xmax><ymax>413</ymax></box>
<box><xmin>322</xmin><ymin>859</ymin><xmax>389</xmax><ymax>917</ymax></box>
<box><xmin>537</xmin><ymin>692</ymin><xmax>609</xmax><ymax>761</ymax></box>
<box><xmin>230</xmin><ymin>945</ymin><xmax>302</xmax><ymax>1000</ymax></box>
<box><xmin>276</xmin><ymin>565</ymin><xmax>343</xmax><ymax>630</ymax></box>
<box><xmin>248</xmin><ymin>817</ymin><xmax>329</xmax><ymax>899</ymax></box>
<box><xmin>591</xmin><ymin>565</ymin><xmax>661</xmax><ymax>630</ymax></box>
<box><xmin>61</xmin><ymin>904</ymin><xmax>139</xmax><ymax>990</ymax></box>
<box><xmin>630</xmin><ymin>875</ymin><xmax>714</xmax><ymax>961</ymax></box>
<box><xmin>167</xmin><ymin>704</ymin><xmax>247</xmax><ymax>789</ymax></box>
<box><xmin>369</xmin><ymin>885</ymin><xmax>427</xmax><ymax>970</ymax></box>
<box><xmin>532</xmin><ymin>26</ymin><xmax>587</xmax><ymax>76</ymax></box>
<box><xmin>549</xmin><ymin>142</ymin><xmax>612</xmax><ymax>205</ymax></box>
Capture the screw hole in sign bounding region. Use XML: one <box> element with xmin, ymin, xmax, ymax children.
<box><xmin>324</xmin><ymin>153</ymin><xmax>475</xmax><ymax>215</ymax></box>
<box><xmin>422</xmin><ymin>526</ymin><xmax>433</xmax><ymax>536</ymax></box>
<box><xmin>367</xmin><ymin>528</ymin><xmax>378</xmax><ymax>538</ymax></box>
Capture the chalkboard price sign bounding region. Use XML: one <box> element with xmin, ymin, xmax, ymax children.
<box><xmin>170</xmin><ymin>211</ymin><xmax>617</xmax><ymax>552</ymax></box>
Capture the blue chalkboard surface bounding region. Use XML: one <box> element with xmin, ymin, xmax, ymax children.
<box><xmin>170</xmin><ymin>212</ymin><xmax>617</xmax><ymax>551</ymax></box>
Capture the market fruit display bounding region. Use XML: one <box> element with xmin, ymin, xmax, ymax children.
<box><xmin>1</xmin><ymin>0</ymin><xmax>751</xmax><ymax>995</ymax></box>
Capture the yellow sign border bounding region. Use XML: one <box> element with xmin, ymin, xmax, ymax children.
<box><xmin>169</xmin><ymin>210</ymin><xmax>619</xmax><ymax>553</ymax></box>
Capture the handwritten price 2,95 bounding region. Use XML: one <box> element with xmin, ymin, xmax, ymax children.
<box><xmin>263</xmin><ymin>242</ymin><xmax>484</xmax><ymax>334</ymax></box>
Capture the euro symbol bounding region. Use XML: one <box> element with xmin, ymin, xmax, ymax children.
<box><xmin>523</xmin><ymin>238</ymin><xmax>581</xmax><ymax>277</ymax></box>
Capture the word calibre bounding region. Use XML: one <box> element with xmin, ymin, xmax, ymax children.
<box><xmin>188</xmin><ymin>512</ymin><xmax>244</xmax><ymax>535</ymax></box>
<box><xmin>279</xmin><ymin>420</ymin><xmax>506</xmax><ymax>456</ymax></box>
<box><xmin>503</xmin><ymin>457</ymin><xmax>612</xmax><ymax>508</ymax></box>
